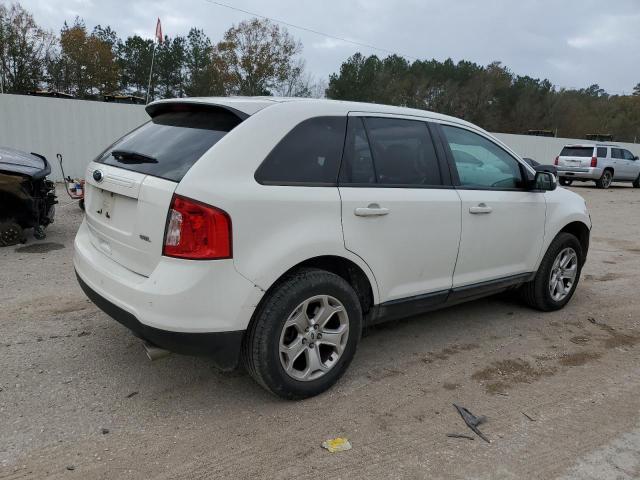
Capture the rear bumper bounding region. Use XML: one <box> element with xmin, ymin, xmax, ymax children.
<box><xmin>557</xmin><ymin>167</ymin><xmax>602</xmax><ymax>180</ymax></box>
<box><xmin>76</xmin><ymin>272</ymin><xmax>243</xmax><ymax>369</ymax></box>
<box><xmin>73</xmin><ymin>219</ymin><xmax>265</xmax><ymax>368</ymax></box>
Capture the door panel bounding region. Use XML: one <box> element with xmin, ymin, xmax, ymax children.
<box><xmin>339</xmin><ymin>114</ymin><xmax>461</xmax><ymax>303</ymax></box>
<box><xmin>340</xmin><ymin>187</ymin><xmax>461</xmax><ymax>301</ymax></box>
<box><xmin>611</xmin><ymin>148</ymin><xmax>626</xmax><ymax>179</ymax></box>
<box><xmin>453</xmin><ymin>190</ymin><xmax>546</xmax><ymax>286</ymax></box>
<box><xmin>620</xmin><ymin>150</ymin><xmax>637</xmax><ymax>179</ymax></box>
<box><xmin>437</xmin><ymin>124</ymin><xmax>547</xmax><ymax>287</ymax></box>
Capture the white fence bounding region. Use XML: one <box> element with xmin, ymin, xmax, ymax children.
<box><xmin>0</xmin><ymin>94</ymin><xmax>148</xmax><ymax>181</ymax></box>
<box><xmin>0</xmin><ymin>93</ymin><xmax>638</xmax><ymax>181</ymax></box>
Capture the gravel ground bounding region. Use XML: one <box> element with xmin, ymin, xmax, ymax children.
<box><xmin>1</xmin><ymin>183</ymin><xmax>640</xmax><ymax>479</ymax></box>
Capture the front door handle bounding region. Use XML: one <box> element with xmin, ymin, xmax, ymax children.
<box><xmin>354</xmin><ymin>203</ymin><xmax>390</xmax><ymax>217</ymax></box>
<box><xmin>469</xmin><ymin>203</ymin><xmax>492</xmax><ymax>214</ymax></box>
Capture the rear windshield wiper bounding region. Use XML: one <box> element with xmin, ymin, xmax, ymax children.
<box><xmin>111</xmin><ymin>150</ymin><xmax>158</xmax><ymax>164</ymax></box>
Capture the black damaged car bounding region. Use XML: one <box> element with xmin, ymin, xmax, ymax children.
<box><xmin>0</xmin><ymin>147</ymin><xmax>57</xmax><ymax>246</ymax></box>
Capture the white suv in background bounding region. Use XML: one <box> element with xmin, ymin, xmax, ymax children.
<box><xmin>74</xmin><ymin>97</ymin><xmax>591</xmax><ymax>399</ymax></box>
<box><xmin>555</xmin><ymin>144</ymin><xmax>640</xmax><ymax>188</ymax></box>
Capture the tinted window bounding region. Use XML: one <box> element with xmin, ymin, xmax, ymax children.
<box><xmin>597</xmin><ymin>147</ymin><xmax>608</xmax><ymax>158</ymax></box>
<box><xmin>560</xmin><ymin>147</ymin><xmax>595</xmax><ymax>157</ymax></box>
<box><xmin>339</xmin><ymin>117</ymin><xmax>376</xmax><ymax>184</ymax></box>
<box><xmin>255</xmin><ymin>117</ymin><xmax>346</xmax><ymax>185</ymax></box>
<box><xmin>441</xmin><ymin>125</ymin><xmax>523</xmax><ymax>189</ymax></box>
<box><xmin>364</xmin><ymin>117</ymin><xmax>441</xmax><ymax>186</ymax></box>
<box><xmin>96</xmin><ymin>108</ymin><xmax>242</xmax><ymax>182</ymax></box>
<box><xmin>623</xmin><ymin>149</ymin><xmax>636</xmax><ymax>160</ymax></box>
<box><xmin>612</xmin><ymin>148</ymin><xmax>623</xmax><ymax>159</ymax></box>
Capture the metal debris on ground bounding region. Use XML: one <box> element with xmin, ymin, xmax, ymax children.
<box><xmin>125</xmin><ymin>391</ymin><xmax>139</xmax><ymax>398</ymax></box>
<box><xmin>446</xmin><ymin>433</ymin><xmax>475</xmax><ymax>440</ymax></box>
<box><xmin>453</xmin><ymin>404</ymin><xmax>490</xmax><ymax>443</ymax></box>
<box><xmin>321</xmin><ymin>437</ymin><xmax>352</xmax><ymax>453</ymax></box>
<box><xmin>522</xmin><ymin>412</ymin><xmax>536</xmax><ymax>422</ymax></box>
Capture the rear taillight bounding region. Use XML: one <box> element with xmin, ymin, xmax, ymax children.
<box><xmin>591</xmin><ymin>156</ymin><xmax>597</xmax><ymax>167</ymax></box>
<box><xmin>554</xmin><ymin>156</ymin><xmax>559</xmax><ymax>165</ymax></box>
<box><xmin>162</xmin><ymin>194</ymin><xmax>232</xmax><ymax>260</ymax></box>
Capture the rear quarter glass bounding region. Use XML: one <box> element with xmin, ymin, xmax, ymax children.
<box><xmin>95</xmin><ymin>108</ymin><xmax>243</xmax><ymax>182</ymax></box>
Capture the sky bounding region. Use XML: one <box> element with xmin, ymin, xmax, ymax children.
<box><xmin>17</xmin><ymin>0</ymin><xmax>640</xmax><ymax>94</ymax></box>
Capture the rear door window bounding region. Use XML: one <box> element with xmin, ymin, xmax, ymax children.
<box><xmin>96</xmin><ymin>107</ymin><xmax>242</xmax><ymax>182</ymax></box>
<box><xmin>339</xmin><ymin>116</ymin><xmax>442</xmax><ymax>186</ymax></box>
<box><xmin>255</xmin><ymin>116</ymin><xmax>346</xmax><ymax>185</ymax></box>
<box><xmin>560</xmin><ymin>147</ymin><xmax>595</xmax><ymax>157</ymax></box>
<box><xmin>363</xmin><ymin>117</ymin><xmax>442</xmax><ymax>186</ymax></box>
<box><xmin>597</xmin><ymin>147</ymin><xmax>608</xmax><ymax>158</ymax></box>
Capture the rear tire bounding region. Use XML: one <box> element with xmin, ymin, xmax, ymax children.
<box><xmin>242</xmin><ymin>268</ymin><xmax>362</xmax><ymax>400</ymax></box>
<box><xmin>521</xmin><ymin>233</ymin><xmax>583</xmax><ymax>311</ymax></box>
<box><xmin>0</xmin><ymin>220</ymin><xmax>24</xmax><ymax>247</ymax></box>
<box><xmin>595</xmin><ymin>169</ymin><xmax>613</xmax><ymax>189</ymax></box>
<box><xmin>559</xmin><ymin>178</ymin><xmax>573</xmax><ymax>187</ymax></box>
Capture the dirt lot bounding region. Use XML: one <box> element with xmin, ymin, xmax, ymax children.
<box><xmin>1</xmin><ymin>183</ymin><xmax>640</xmax><ymax>479</ymax></box>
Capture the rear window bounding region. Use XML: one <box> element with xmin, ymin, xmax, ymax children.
<box><xmin>560</xmin><ymin>147</ymin><xmax>594</xmax><ymax>157</ymax></box>
<box><xmin>95</xmin><ymin>108</ymin><xmax>242</xmax><ymax>182</ymax></box>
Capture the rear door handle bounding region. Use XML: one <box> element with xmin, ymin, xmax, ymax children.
<box><xmin>354</xmin><ymin>203</ymin><xmax>390</xmax><ymax>217</ymax></box>
<box><xmin>469</xmin><ymin>203</ymin><xmax>492</xmax><ymax>214</ymax></box>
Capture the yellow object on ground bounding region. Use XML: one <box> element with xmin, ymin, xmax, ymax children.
<box><xmin>321</xmin><ymin>437</ymin><xmax>352</xmax><ymax>453</ymax></box>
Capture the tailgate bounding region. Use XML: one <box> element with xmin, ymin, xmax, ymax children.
<box><xmin>558</xmin><ymin>146</ymin><xmax>594</xmax><ymax>168</ymax></box>
<box><xmin>84</xmin><ymin>162</ymin><xmax>176</xmax><ymax>277</ymax></box>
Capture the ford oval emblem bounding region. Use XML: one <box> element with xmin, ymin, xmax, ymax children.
<box><xmin>93</xmin><ymin>169</ymin><xmax>103</xmax><ymax>182</ymax></box>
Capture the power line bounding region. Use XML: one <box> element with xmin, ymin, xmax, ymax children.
<box><xmin>202</xmin><ymin>0</ymin><xmax>419</xmax><ymax>60</ymax></box>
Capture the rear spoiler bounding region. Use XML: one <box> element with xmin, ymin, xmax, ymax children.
<box><xmin>145</xmin><ymin>102</ymin><xmax>249</xmax><ymax>121</ymax></box>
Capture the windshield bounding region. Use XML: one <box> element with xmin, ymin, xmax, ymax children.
<box><xmin>95</xmin><ymin>108</ymin><xmax>242</xmax><ymax>182</ymax></box>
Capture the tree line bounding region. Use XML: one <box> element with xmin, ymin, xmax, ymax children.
<box><xmin>0</xmin><ymin>3</ymin><xmax>318</xmax><ymax>100</ymax></box>
<box><xmin>327</xmin><ymin>54</ymin><xmax>640</xmax><ymax>141</ymax></box>
<box><xmin>1</xmin><ymin>2</ymin><xmax>639</xmax><ymax>141</ymax></box>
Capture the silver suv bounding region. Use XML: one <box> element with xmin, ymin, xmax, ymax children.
<box><xmin>556</xmin><ymin>144</ymin><xmax>640</xmax><ymax>189</ymax></box>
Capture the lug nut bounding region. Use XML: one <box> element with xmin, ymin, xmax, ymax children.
<box><xmin>302</xmin><ymin>338</ymin><xmax>307</xmax><ymax>344</ymax></box>
<box><xmin>317</xmin><ymin>333</ymin><xmax>322</xmax><ymax>339</ymax></box>
<box><xmin>314</xmin><ymin>324</ymin><xmax>319</xmax><ymax>330</ymax></box>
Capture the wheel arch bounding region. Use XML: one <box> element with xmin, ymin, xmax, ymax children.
<box><xmin>558</xmin><ymin>221</ymin><xmax>590</xmax><ymax>263</ymax></box>
<box><xmin>254</xmin><ymin>255</ymin><xmax>378</xmax><ymax>320</ymax></box>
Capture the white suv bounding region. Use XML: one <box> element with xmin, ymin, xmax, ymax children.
<box><xmin>74</xmin><ymin>97</ymin><xmax>591</xmax><ymax>399</ymax></box>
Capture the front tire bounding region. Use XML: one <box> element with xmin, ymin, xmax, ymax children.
<box><xmin>595</xmin><ymin>169</ymin><xmax>613</xmax><ymax>189</ymax></box>
<box><xmin>521</xmin><ymin>233</ymin><xmax>583</xmax><ymax>311</ymax></box>
<box><xmin>243</xmin><ymin>269</ymin><xmax>362</xmax><ymax>399</ymax></box>
<box><xmin>633</xmin><ymin>174</ymin><xmax>640</xmax><ymax>188</ymax></box>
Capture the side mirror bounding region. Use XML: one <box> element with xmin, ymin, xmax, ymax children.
<box><xmin>533</xmin><ymin>171</ymin><xmax>557</xmax><ymax>191</ymax></box>
<box><xmin>634</xmin><ymin>155</ymin><xmax>639</xmax><ymax>161</ymax></box>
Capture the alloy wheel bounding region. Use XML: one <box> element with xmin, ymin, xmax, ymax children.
<box><xmin>279</xmin><ymin>295</ymin><xmax>349</xmax><ymax>381</ymax></box>
<box><xmin>548</xmin><ymin>247</ymin><xmax>578</xmax><ymax>301</ymax></box>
